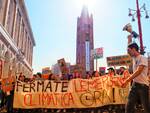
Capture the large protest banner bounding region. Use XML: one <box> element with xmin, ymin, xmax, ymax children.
<box><xmin>13</xmin><ymin>76</ymin><xmax>130</xmax><ymax>109</ymax></box>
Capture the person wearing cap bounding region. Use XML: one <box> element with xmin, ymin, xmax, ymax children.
<box><xmin>119</xmin><ymin>66</ymin><xmax>126</xmax><ymax>75</ymax></box>
<box><xmin>107</xmin><ymin>67</ymin><xmax>116</xmax><ymax>77</ymax></box>
<box><xmin>122</xmin><ymin>42</ymin><xmax>150</xmax><ymax>113</ymax></box>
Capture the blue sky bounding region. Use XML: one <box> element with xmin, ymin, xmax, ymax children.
<box><xmin>25</xmin><ymin>0</ymin><xmax>150</xmax><ymax>73</ymax></box>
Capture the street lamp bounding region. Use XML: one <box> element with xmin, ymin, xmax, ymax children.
<box><xmin>128</xmin><ymin>0</ymin><xmax>149</xmax><ymax>55</ymax></box>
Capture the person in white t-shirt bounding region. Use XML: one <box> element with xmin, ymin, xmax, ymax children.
<box><xmin>122</xmin><ymin>42</ymin><xmax>150</xmax><ymax>113</ymax></box>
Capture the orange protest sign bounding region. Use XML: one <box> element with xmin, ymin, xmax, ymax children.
<box><xmin>42</xmin><ymin>74</ymin><xmax>49</xmax><ymax>79</ymax></box>
<box><xmin>13</xmin><ymin>75</ymin><xmax>130</xmax><ymax>109</ymax></box>
<box><xmin>2</xmin><ymin>77</ymin><xmax>14</xmax><ymax>92</ymax></box>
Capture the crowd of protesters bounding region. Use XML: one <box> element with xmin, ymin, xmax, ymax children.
<box><xmin>0</xmin><ymin>66</ymin><xmax>133</xmax><ymax>113</ymax></box>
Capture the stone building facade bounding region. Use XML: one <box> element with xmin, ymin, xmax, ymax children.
<box><xmin>0</xmin><ymin>0</ymin><xmax>35</xmax><ymax>78</ymax></box>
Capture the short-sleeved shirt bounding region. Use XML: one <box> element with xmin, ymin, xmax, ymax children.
<box><xmin>133</xmin><ymin>55</ymin><xmax>149</xmax><ymax>86</ymax></box>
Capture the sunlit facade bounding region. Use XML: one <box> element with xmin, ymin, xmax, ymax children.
<box><xmin>0</xmin><ymin>0</ymin><xmax>35</xmax><ymax>78</ymax></box>
<box><xmin>76</xmin><ymin>6</ymin><xmax>94</xmax><ymax>75</ymax></box>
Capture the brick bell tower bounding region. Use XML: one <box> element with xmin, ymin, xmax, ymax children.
<box><xmin>76</xmin><ymin>6</ymin><xmax>94</xmax><ymax>76</ymax></box>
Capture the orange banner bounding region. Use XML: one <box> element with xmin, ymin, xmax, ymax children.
<box><xmin>13</xmin><ymin>75</ymin><xmax>130</xmax><ymax>109</ymax></box>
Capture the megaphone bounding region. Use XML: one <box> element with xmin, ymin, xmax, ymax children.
<box><xmin>123</xmin><ymin>23</ymin><xmax>139</xmax><ymax>38</ymax></box>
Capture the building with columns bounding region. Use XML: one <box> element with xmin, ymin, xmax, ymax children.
<box><xmin>76</xmin><ymin>6</ymin><xmax>94</xmax><ymax>75</ymax></box>
<box><xmin>0</xmin><ymin>0</ymin><xmax>35</xmax><ymax>78</ymax></box>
